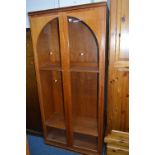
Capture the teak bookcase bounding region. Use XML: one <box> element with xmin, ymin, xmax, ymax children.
<box><xmin>29</xmin><ymin>2</ymin><xmax>108</xmax><ymax>155</ymax></box>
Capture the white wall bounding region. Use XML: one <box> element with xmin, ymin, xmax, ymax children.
<box><xmin>26</xmin><ymin>0</ymin><xmax>107</xmax><ymax>28</ymax></box>
<box><xmin>59</xmin><ymin>0</ymin><xmax>107</xmax><ymax>7</ymax></box>
<box><xmin>59</xmin><ymin>0</ymin><xmax>91</xmax><ymax>7</ymax></box>
<box><xmin>26</xmin><ymin>0</ymin><xmax>58</xmax><ymax>28</ymax></box>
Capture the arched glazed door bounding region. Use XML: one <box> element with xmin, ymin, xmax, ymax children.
<box><xmin>37</xmin><ymin>18</ymin><xmax>67</xmax><ymax>144</ymax></box>
<box><xmin>68</xmin><ymin>17</ymin><xmax>99</xmax><ymax>150</ymax></box>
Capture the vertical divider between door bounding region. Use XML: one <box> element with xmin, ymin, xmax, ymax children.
<box><xmin>58</xmin><ymin>13</ymin><xmax>73</xmax><ymax>146</ymax></box>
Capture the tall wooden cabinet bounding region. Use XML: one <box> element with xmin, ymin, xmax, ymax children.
<box><xmin>29</xmin><ymin>2</ymin><xmax>108</xmax><ymax>155</ymax></box>
<box><xmin>106</xmin><ymin>0</ymin><xmax>129</xmax><ymax>134</ymax></box>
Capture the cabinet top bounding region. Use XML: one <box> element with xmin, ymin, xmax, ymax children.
<box><xmin>28</xmin><ymin>2</ymin><xmax>107</xmax><ymax>16</ymax></box>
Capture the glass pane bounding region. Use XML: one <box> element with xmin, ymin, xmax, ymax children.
<box><xmin>40</xmin><ymin>70</ymin><xmax>66</xmax><ymax>144</ymax></box>
<box><xmin>74</xmin><ymin>133</ymin><xmax>98</xmax><ymax>150</ymax></box>
<box><xmin>71</xmin><ymin>72</ymin><xmax>98</xmax><ymax>150</ymax></box>
<box><xmin>46</xmin><ymin>127</ymin><xmax>66</xmax><ymax>144</ymax></box>
<box><xmin>68</xmin><ymin>17</ymin><xmax>99</xmax><ymax>71</ymax></box>
<box><xmin>37</xmin><ymin>18</ymin><xmax>61</xmax><ymax>69</ymax></box>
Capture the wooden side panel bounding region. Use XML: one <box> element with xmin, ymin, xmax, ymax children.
<box><xmin>106</xmin><ymin>0</ymin><xmax>129</xmax><ymax>134</ymax></box>
<box><xmin>107</xmin><ymin>70</ymin><xmax>129</xmax><ymax>132</ymax></box>
<box><xmin>26</xmin><ymin>29</ymin><xmax>42</xmax><ymax>133</ymax></box>
<box><xmin>118</xmin><ymin>0</ymin><xmax>129</xmax><ymax>60</ymax></box>
<box><xmin>115</xmin><ymin>0</ymin><xmax>129</xmax><ymax>63</ymax></box>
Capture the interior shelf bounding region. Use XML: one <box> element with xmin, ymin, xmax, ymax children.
<box><xmin>39</xmin><ymin>64</ymin><xmax>62</xmax><ymax>71</ymax></box>
<box><xmin>46</xmin><ymin>126</ymin><xmax>66</xmax><ymax>144</ymax></box>
<box><xmin>74</xmin><ymin>132</ymin><xmax>98</xmax><ymax>151</ymax></box>
<box><xmin>46</xmin><ymin>132</ymin><xmax>66</xmax><ymax>144</ymax></box>
<box><xmin>40</xmin><ymin>64</ymin><xmax>99</xmax><ymax>73</ymax></box>
<box><xmin>46</xmin><ymin>114</ymin><xmax>97</xmax><ymax>137</ymax></box>
<box><xmin>45</xmin><ymin>113</ymin><xmax>65</xmax><ymax>130</ymax></box>
<box><xmin>70</xmin><ymin>66</ymin><xmax>99</xmax><ymax>73</ymax></box>
<box><xmin>73</xmin><ymin>116</ymin><xmax>98</xmax><ymax>137</ymax></box>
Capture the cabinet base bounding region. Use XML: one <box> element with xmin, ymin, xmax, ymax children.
<box><xmin>45</xmin><ymin>139</ymin><xmax>101</xmax><ymax>155</ymax></box>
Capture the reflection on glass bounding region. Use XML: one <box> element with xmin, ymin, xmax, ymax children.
<box><xmin>68</xmin><ymin>17</ymin><xmax>99</xmax><ymax>71</ymax></box>
<box><xmin>37</xmin><ymin>18</ymin><xmax>61</xmax><ymax>69</ymax></box>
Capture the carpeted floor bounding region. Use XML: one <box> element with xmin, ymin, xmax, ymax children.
<box><xmin>27</xmin><ymin>134</ymin><xmax>105</xmax><ymax>155</ymax></box>
<box><xmin>27</xmin><ymin>134</ymin><xmax>80</xmax><ymax>155</ymax></box>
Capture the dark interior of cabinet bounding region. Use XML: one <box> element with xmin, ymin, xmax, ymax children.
<box><xmin>26</xmin><ymin>28</ymin><xmax>42</xmax><ymax>134</ymax></box>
